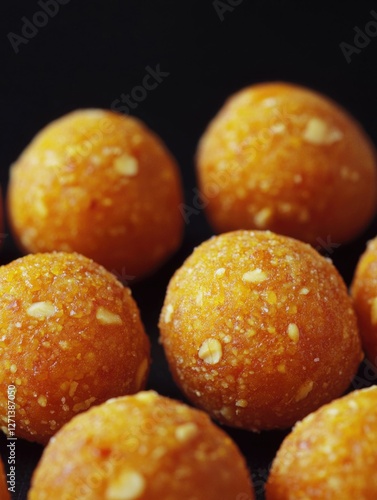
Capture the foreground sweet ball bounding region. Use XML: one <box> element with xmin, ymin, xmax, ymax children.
<box><xmin>0</xmin><ymin>456</ymin><xmax>10</xmax><ymax>500</ymax></box>
<box><xmin>351</xmin><ymin>236</ymin><xmax>377</xmax><ymax>366</ymax></box>
<box><xmin>159</xmin><ymin>230</ymin><xmax>362</xmax><ymax>431</ymax></box>
<box><xmin>28</xmin><ymin>391</ymin><xmax>254</xmax><ymax>500</ymax></box>
<box><xmin>266</xmin><ymin>386</ymin><xmax>377</xmax><ymax>499</ymax></box>
<box><xmin>196</xmin><ymin>82</ymin><xmax>377</xmax><ymax>245</ymax></box>
<box><xmin>0</xmin><ymin>252</ymin><xmax>150</xmax><ymax>444</ymax></box>
<box><xmin>8</xmin><ymin>109</ymin><xmax>184</xmax><ymax>280</ymax></box>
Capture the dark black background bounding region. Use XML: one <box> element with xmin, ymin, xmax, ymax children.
<box><xmin>1</xmin><ymin>1</ymin><xmax>377</xmax><ymax>499</ymax></box>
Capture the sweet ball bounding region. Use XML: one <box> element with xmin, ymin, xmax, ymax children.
<box><xmin>266</xmin><ymin>386</ymin><xmax>377</xmax><ymax>499</ymax></box>
<box><xmin>7</xmin><ymin>109</ymin><xmax>184</xmax><ymax>281</ymax></box>
<box><xmin>159</xmin><ymin>230</ymin><xmax>362</xmax><ymax>431</ymax></box>
<box><xmin>0</xmin><ymin>252</ymin><xmax>150</xmax><ymax>444</ymax></box>
<box><xmin>28</xmin><ymin>391</ymin><xmax>255</xmax><ymax>500</ymax></box>
<box><xmin>351</xmin><ymin>236</ymin><xmax>377</xmax><ymax>366</ymax></box>
<box><xmin>196</xmin><ymin>82</ymin><xmax>377</xmax><ymax>245</ymax></box>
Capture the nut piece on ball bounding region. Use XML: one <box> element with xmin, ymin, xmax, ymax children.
<box><xmin>7</xmin><ymin>109</ymin><xmax>184</xmax><ymax>281</ymax></box>
<box><xmin>0</xmin><ymin>252</ymin><xmax>150</xmax><ymax>444</ymax></box>
<box><xmin>28</xmin><ymin>391</ymin><xmax>255</xmax><ymax>500</ymax></box>
<box><xmin>266</xmin><ymin>386</ymin><xmax>377</xmax><ymax>499</ymax></box>
<box><xmin>196</xmin><ymin>82</ymin><xmax>377</xmax><ymax>245</ymax></box>
<box><xmin>159</xmin><ymin>230</ymin><xmax>362</xmax><ymax>431</ymax></box>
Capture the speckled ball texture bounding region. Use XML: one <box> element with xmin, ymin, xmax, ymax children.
<box><xmin>159</xmin><ymin>230</ymin><xmax>362</xmax><ymax>431</ymax></box>
<box><xmin>351</xmin><ymin>236</ymin><xmax>377</xmax><ymax>367</ymax></box>
<box><xmin>266</xmin><ymin>386</ymin><xmax>377</xmax><ymax>499</ymax></box>
<box><xmin>7</xmin><ymin>109</ymin><xmax>184</xmax><ymax>281</ymax></box>
<box><xmin>0</xmin><ymin>252</ymin><xmax>150</xmax><ymax>444</ymax></box>
<box><xmin>196</xmin><ymin>82</ymin><xmax>377</xmax><ymax>245</ymax></box>
<box><xmin>0</xmin><ymin>456</ymin><xmax>10</xmax><ymax>500</ymax></box>
<box><xmin>28</xmin><ymin>391</ymin><xmax>255</xmax><ymax>500</ymax></box>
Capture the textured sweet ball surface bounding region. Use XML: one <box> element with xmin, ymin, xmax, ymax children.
<box><xmin>7</xmin><ymin>109</ymin><xmax>184</xmax><ymax>281</ymax></box>
<box><xmin>0</xmin><ymin>252</ymin><xmax>150</xmax><ymax>444</ymax></box>
<box><xmin>0</xmin><ymin>457</ymin><xmax>9</xmax><ymax>500</ymax></box>
<box><xmin>159</xmin><ymin>230</ymin><xmax>362</xmax><ymax>431</ymax></box>
<box><xmin>266</xmin><ymin>386</ymin><xmax>377</xmax><ymax>499</ymax></box>
<box><xmin>28</xmin><ymin>391</ymin><xmax>254</xmax><ymax>500</ymax></box>
<box><xmin>196</xmin><ymin>82</ymin><xmax>377</xmax><ymax>245</ymax></box>
<box><xmin>351</xmin><ymin>236</ymin><xmax>377</xmax><ymax>366</ymax></box>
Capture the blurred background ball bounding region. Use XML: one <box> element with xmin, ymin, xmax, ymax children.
<box><xmin>266</xmin><ymin>386</ymin><xmax>377</xmax><ymax>499</ymax></box>
<box><xmin>197</xmin><ymin>82</ymin><xmax>377</xmax><ymax>245</ymax></box>
<box><xmin>29</xmin><ymin>391</ymin><xmax>255</xmax><ymax>500</ymax></box>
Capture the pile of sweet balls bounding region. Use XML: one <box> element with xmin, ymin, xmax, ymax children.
<box><xmin>1</xmin><ymin>82</ymin><xmax>377</xmax><ymax>499</ymax></box>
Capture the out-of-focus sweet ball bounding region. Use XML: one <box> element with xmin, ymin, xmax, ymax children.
<box><xmin>266</xmin><ymin>386</ymin><xmax>377</xmax><ymax>499</ymax></box>
<box><xmin>351</xmin><ymin>236</ymin><xmax>377</xmax><ymax>366</ymax></box>
<box><xmin>196</xmin><ymin>82</ymin><xmax>377</xmax><ymax>245</ymax></box>
<box><xmin>7</xmin><ymin>109</ymin><xmax>184</xmax><ymax>281</ymax></box>
<box><xmin>28</xmin><ymin>391</ymin><xmax>255</xmax><ymax>500</ymax></box>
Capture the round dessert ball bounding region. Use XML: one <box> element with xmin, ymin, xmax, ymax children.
<box><xmin>29</xmin><ymin>391</ymin><xmax>255</xmax><ymax>500</ymax></box>
<box><xmin>266</xmin><ymin>385</ymin><xmax>377</xmax><ymax>499</ymax></box>
<box><xmin>0</xmin><ymin>456</ymin><xmax>10</xmax><ymax>500</ymax></box>
<box><xmin>7</xmin><ymin>109</ymin><xmax>184</xmax><ymax>281</ymax></box>
<box><xmin>159</xmin><ymin>230</ymin><xmax>362</xmax><ymax>431</ymax></box>
<box><xmin>196</xmin><ymin>82</ymin><xmax>377</xmax><ymax>245</ymax></box>
<box><xmin>0</xmin><ymin>252</ymin><xmax>150</xmax><ymax>444</ymax></box>
<box><xmin>351</xmin><ymin>236</ymin><xmax>377</xmax><ymax>366</ymax></box>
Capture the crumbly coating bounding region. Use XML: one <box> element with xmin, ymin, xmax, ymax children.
<box><xmin>0</xmin><ymin>252</ymin><xmax>150</xmax><ymax>444</ymax></box>
<box><xmin>196</xmin><ymin>82</ymin><xmax>377</xmax><ymax>245</ymax></box>
<box><xmin>351</xmin><ymin>237</ymin><xmax>377</xmax><ymax>365</ymax></box>
<box><xmin>28</xmin><ymin>391</ymin><xmax>254</xmax><ymax>500</ymax></box>
<box><xmin>0</xmin><ymin>457</ymin><xmax>9</xmax><ymax>500</ymax></box>
<box><xmin>7</xmin><ymin>109</ymin><xmax>184</xmax><ymax>280</ymax></box>
<box><xmin>266</xmin><ymin>386</ymin><xmax>377</xmax><ymax>499</ymax></box>
<box><xmin>159</xmin><ymin>230</ymin><xmax>362</xmax><ymax>430</ymax></box>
